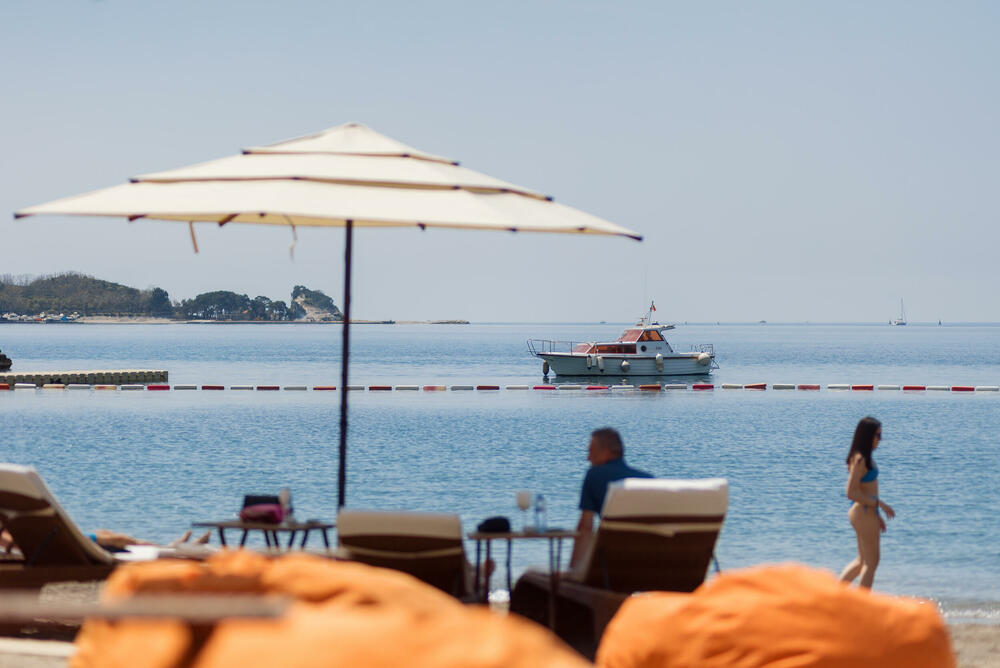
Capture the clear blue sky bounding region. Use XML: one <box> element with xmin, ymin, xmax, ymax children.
<box><xmin>3</xmin><ymin>1</ymin><xmax>997</xmax><ymax>322</ymax></box>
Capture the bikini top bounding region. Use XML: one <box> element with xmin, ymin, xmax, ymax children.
<box><xmin>860</xmin><ymin>466</ymin><xmax>878</xmax><ymax>483</ymax></box>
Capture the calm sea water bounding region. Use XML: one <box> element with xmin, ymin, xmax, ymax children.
<box><xmin>1</xmin><ymin>322</ymin><xmax>998</xmax><ymax>621</ymax></box>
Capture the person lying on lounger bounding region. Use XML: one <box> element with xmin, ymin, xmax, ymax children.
<box><xmin>0</xmin><ymin>528</ymin><xmax>210</xmax><ymax>556</ymax></box>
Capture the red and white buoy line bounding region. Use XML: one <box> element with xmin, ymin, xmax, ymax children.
<box><xmin>2</xmin><ymin>382</ymin><xmax>998</xmax><ymax>393</ymax></box>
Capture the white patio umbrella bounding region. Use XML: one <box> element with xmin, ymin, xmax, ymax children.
<box><xmin>14</xmin><ymin>122</ymin><xmax>643</xmax><ymax>507</ymax></box>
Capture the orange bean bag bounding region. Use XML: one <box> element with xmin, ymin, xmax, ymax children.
<box><xmin>71</xmin><ymin>551</ymin><xmax>588</xmax><ymax>668</ymax></box>
<box><xmin>596</xmin><ymin>564</ymin><xmax>954</xmax><ymax>668</ymax></box>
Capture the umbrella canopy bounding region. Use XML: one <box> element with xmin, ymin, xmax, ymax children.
<box><xmin>15</xmin><ymin>122</ymin><xmax>643</xmax><ymax>507</ymax></box>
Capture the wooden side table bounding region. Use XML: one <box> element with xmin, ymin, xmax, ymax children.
<box><xmin>192</xmin><ymin>519</ymin><xmax>334</xmax><ymax>550</ymax></box>
<box><xmin>467</xmin><ymin>529</ymin><xmax>577</xmax><ymax>628</ymax></box>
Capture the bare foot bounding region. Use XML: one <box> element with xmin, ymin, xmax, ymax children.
<box><xmin>166</xmin><ymin>530</ymin><xmax>193</xmax><ymax>548</ymax></box>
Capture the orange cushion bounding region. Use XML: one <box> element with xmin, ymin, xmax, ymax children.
<box><xmin>596</xmin><ymin>563</ymin><xmax>954</xmax><ymax>668</ymax></box>
<box><xmin>71</xmin><ymin>551</ymin><xmax>587</xmax><ymax>668</ymax></box>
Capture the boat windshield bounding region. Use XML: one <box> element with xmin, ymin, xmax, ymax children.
<box><xmin>638</xmin><ymin>330</ymin><xmax>663</xmax><ymax>342</ymax></box>
<box><xmin>617</xmin><ymin>329</ymin><xmax>642</xmax><ymax>342</ymax></box>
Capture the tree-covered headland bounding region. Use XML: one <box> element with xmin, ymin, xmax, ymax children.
<box><xmin>0</xmin><ymin>273</ymin><xmax>341</xmax><ymax>322</ymax></box>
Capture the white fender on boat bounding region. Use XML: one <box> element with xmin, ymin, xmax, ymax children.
<box><xmin>620</xmin><ymin>359</ymin><xmax>630</xmax><ymax>372</ymax></box>
<box><xmin>541</xmin><ymin>360</ymin><xmax>549</xmax><ymax>375</ymax></box>
<box><xmin>597</xmin><ymin>356</ymin><xmax>604</xmax><ymax>371</ymax></box>
<box><xmin>655</xmin><ymin>353</ymin><xmax>664</xmax><ymax>372</ymax></box>
<box><xmin>586</xmin><ymin>354</ymin><xmax>593</xmax><ymax>369</ymax></box>
<box><xmin>697</xmin><ymin>352</ymin><xmax>711</xmax><ymax>366</ymax></box>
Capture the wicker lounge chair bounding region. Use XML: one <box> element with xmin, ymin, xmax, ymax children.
<box><xmin>509</xmin><ymin>477</ymin><xmax>729</xmax><ymax>658</ymax></box>
<box><xmin>0</xmin><ymin>463</ymin><xmax>204</xmax><ymax>589</ymax></box>
<box><xmin>336</xmin><ymin>510</ymin><xmax>473</xmax><ymax>599</ymax></box>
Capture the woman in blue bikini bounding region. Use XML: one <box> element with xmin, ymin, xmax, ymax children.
<box><xmin>839</xmin><ymin>416</ymin><xmax>896</xmax><ymax>589</ymax></box>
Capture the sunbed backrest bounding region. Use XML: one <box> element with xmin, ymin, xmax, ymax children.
<box><xmin>0</xmin><ymin>464</ymin><xmax>114</xmax><ymax>566</ymax></box>
<box><xmin>575</xmin><ymin>477</ymin><xmax>728</xmax><ymax>593</ymax></box>
<box><xmin>337</xmin><ymin>510</ymin><xmax>468</xmax><ymax>597</ymax></box>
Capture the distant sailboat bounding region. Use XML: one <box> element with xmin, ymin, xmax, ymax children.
<box><xmin>890</xmin><ymin>299</ymin><xmax>907</xmax><ymax>326</ymax></box>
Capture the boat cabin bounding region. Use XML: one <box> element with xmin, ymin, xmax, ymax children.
<box><xmin>570</xmin><ymin>325</ymin><xmax>675</xmax><ymax>356</ymax></box>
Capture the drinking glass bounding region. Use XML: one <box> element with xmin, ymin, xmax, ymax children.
<box><xmin>516</xmin><ymin>490</ymin><xmax>533</xmax><ymax>531</ymax></box>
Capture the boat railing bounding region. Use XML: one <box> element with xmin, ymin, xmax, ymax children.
<box><xmin>527</xmin><ymin>339</ymin><xmax>582</xmax><ymax>355</ymax></box>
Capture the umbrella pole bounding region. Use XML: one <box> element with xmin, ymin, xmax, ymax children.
<box><xmin>338</xmin><ymin>219</ymin><xmax>353</xmax><ymax>508</ymax></box>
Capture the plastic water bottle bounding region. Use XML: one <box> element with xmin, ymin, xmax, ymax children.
<box><xmin>534</xmin><ymin>494</ymin><xmax>547</xmax><ymax>533</ymax></box>
<box><xmin>279</xmin><ymin>487</ymin><xmax>293</xmax><ymax>523</ymax></box>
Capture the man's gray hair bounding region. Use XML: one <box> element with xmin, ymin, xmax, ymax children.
<box><xmin>591</xmin><ymin>427</ymin><xmax>624</xmax><ymax>458</ymax></box>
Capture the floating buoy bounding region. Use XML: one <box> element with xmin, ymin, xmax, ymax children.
<box><xmin>639</xmin><ymin>384</ymin><xmax>661</xmax><ymax>391</ymax></box>
<box><xmin>586</xmin><ymin>385</ymin><xmax>609</xmax><ymax>390</ymax></box>
<box><xmin>692</xmin><ymin>383</ymin><xmax>714</xmax><ymax>390</ymax></box>
<box><xmin>902</xmin><ymin>385</ymin><xmax>925</xmax><ymax>391</ymax></box>
<box><xmin>697</xmin><ymin>353</ymin><xmax>711</xmax><ymax>366</ymax></box>
<box><xmin>620</xmin><ymin>360</ymin><xmax>630</xmax><ymax>372</ymax></box>
<box><xmin>655</xmin><ymin>353</ymin><xmax>663</xmax><ymax>372</ymax></box>
<box><xmin>533</xmin><ymin>385</ymin><xmax>556</xmax><ymax>390</ymax></box>
<box><xmin>476</xmin><ymin>385</ymin><xmax>500</xmax><ymax>391</ymax></box>
<box><xmin>744</xmin><ymin>383</ymin><xmax>766</xmax><ymax>390</ymax></box>
<box><xmin>773</xmin><ymin>384</ymin><xmax>796</xmax><ymax>390</ymax></box>
<box><xmin>541</xmin><ymin>360</ymin><xmax>549</xmax><ymax>375</ymax></box>
<box><xmin>851</xmin><ymin>385</ymin><xmax>874</xmax><ymax>391</ymax></box>
<box><xmin>797</xmin><ymin>384</ymin><xmax>820</xmax><ymax>391</ymax></box>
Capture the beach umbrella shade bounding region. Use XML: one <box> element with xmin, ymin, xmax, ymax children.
<box><xmin>14</xmin><ymin>122</ymin><xmax>643</xmax><ymax>508</ymax></box>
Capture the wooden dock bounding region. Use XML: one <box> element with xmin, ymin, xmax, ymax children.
<box><xmin>0</xmin><ymin>369</ymin><xmax>168</xmax><ymax>387</ymax></box>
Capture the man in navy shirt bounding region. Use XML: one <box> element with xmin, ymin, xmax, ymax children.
<box><xmin>570</xmin><ymin>427</ymin><xmax>653</xmax><ymax>568</ymax></box>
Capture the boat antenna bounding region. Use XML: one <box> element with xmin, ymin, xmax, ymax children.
<box><xmin>638</xmin><ymin>300</ymin><xmax>657</xmax><ymax>326</ymax></box>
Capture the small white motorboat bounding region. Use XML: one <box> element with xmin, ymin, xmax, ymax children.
<box><xmin>527</xmin><ymin>304</ymin><xmax>717</xmax><ymax>377</ymax></box>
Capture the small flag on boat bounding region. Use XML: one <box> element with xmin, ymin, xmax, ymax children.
<box><xmin>651</xmin><ymin>302</ymin><xmax>656</xmax><ymax>312</ymax></box>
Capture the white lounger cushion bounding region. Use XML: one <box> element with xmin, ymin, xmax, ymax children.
<box><xmin>601</xmin><ymin>477</ymin><xmax>729</xmax><ymax>518</ymax></box>
<box><xmin>337</xmin><ymin>510</ymin><xmax>462</xmax><ymax>541</ymax></box>
<box><xmin>0</xmin><ymin>463</ymin><xmax>115</xmax><ymax>565</ymax></box>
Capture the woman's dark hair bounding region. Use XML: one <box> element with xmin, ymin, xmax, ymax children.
<box><xmin>846</xmin><ymin>416</ymin><xmax>881</xmax><ymax>470</ymax></box>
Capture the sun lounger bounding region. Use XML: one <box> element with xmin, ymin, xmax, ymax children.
<box><xmin>509</xmin><ymin>477</ymin><xmax>729</xmax><ymax>659</ymax></box>
<box><xmin>336</xmin><ymin>510</ymin><xmax>472</xmax><ymax>599</ymax></box>
<box><xmin>0</xmin><ymin>463</ymin><xmax>206</xmax><ymax>589</ymax></box>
